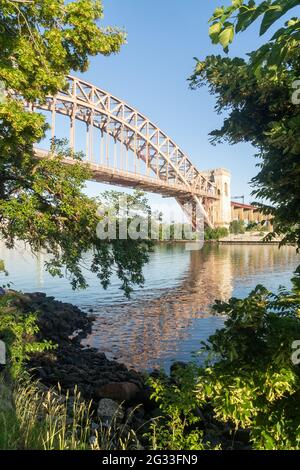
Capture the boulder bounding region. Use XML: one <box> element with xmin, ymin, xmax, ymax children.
<box><xmin>94</xmin><ymin>381</ymin><xmax>140</xmax><ymax>403</ymax></box>
<box><xmin>97</xmin><ymin>398</ymin><xmax>124</xmax><ymax>425</ymax></box>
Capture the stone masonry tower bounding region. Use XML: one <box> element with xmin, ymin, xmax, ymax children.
<box><xmin>203</xmin><ymin>168</ymin><xmax>231</xmax><ymax>228</ymax></box>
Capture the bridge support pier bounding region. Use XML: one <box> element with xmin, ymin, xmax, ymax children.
<box><xmin>176</xmin><ymin>195</ymin><xmax>212</xmax><ymax>231</ymax></box>
<box><xmin>203</xmin><ymin>168</ymin><xmax>231</xmax><ymax>229</ymax></box>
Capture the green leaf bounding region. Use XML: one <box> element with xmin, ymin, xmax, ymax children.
<box><xmin>209</xmin><ymin>22</ymin><xmax>222</xmax><ymax>36</ymax></box>
<box><xmin>260</xmin><ymin>6</ymin><xmax>284</xmax><ymax>36</ymax></box>
<box><xmin>209</xmin><ymin>22</ymin><xmax>222</xmax><ymax>43</ymax></box>
<box><xmin>260</xmin><ymin>0</ymin><xmax>300</xmax><ymax>35</ymax></box>
<box><xmin>236</xmin><ymin>1</ymin><xmax>269</xmax><ymax>33</ymax></box>
<box><xmin>261</xmin><ymin>431</ymin><xmax>276</xmax><ymax>450</ymax></box>
<box><xmin>219</xmin><ymin>25</ymin><xmax>235</xmax><ymax>49</ymax></box>
<box><xmin>209</xmin><ymin>7</ymin><xmax>225</xmax><ymax>22</ymax></box>
<box><xmin>232</xmin><ymin>0</ymin><xmax>244</xmax><ymax>7</ymax></box>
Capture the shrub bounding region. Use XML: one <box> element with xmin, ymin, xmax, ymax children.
<box><xmin>147</xmin><ymin>365</ymin><xmax>215</xmax><ymax>450</ymax></box>
<box><xmin>205</xmin><ymin>227</ymin><xmax>229</xmax><ymax>241</ymax></box>
<box><xmin>230</xmin><ymin>220</ymin><xmax>245</xmax><ymax>235</ymax></box>
<box><xmin>229</xmin><ymin>220</ymin><xmax>246</xmax><ymax>235</ymax></box>
<box><xmin>149</xmin><ymin>270</ymin><xmax>300</xmax><ymax>450</ymax></box>
<box><xmin>197</xmin><ymin>276</ymin><xmax>300</xmax><ymax>450</ymax></box>
<box><xmin>0</xmin><ymin>293</ymin><xmax>54</xmax><ymax>379</ymax></box>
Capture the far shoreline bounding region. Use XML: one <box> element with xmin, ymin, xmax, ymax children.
<box><xmin>154</xmin><ymin>239</ymin><xmax>283</xmax><ymax>245</ymax></box>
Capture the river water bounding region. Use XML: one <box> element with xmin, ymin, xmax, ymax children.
<box><xmin>0</xmin><ymin>242</ymin><xmax>299</xmax><ymax>371</ymax></box>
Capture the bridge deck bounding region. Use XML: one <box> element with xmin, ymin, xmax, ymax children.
<box><xmin>35</xmin><ymin>149</ymin><xmax>219</xmax><ymax>200</ymax></box>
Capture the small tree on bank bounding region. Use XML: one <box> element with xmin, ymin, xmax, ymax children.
<box><xmin>0</xmin><ymin>0</ymin><xmax>152</xmax><ymax>296</ymax></box>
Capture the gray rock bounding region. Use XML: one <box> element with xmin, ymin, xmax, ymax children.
<box><xmin>89</xmin><ymin>436</ymin><xmax>98</xmax><ymax>447</ymax></box>
<box><xmin>97</xmin><ymin>398</ymin><xmax>124</xmax><ymax>426</ymax></box>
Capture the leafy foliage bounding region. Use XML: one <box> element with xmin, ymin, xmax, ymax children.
<box><xmin>169</xmin><ymin>5</ymin><xmax>300</xmax><ymax>448</ymax></box>
<box><xmin>0</xmin><ymin>293</ymin><xmax>54</xmax><ymax>379</ymax></box>
<box><xmin>197</xmin><ymin>275</ymin><xmax>300</xmax><ymax>449</ymax></box>
<box><xmin>148</xmin><ymin>366</ymin><xmax>213</xmax><ymax>450</ymax></box>
<box><xmin>190</xmin><ymin>2</ymin><xmax>300</xmax><ymax>251</ymax></box>
<box><xmin>230</xmin><ymin>220</ymin><xmax>246</xmax><ymax>234</ymax></box>
<box><xmin>205</xmin><ymin>227</ymin><xmax>229</xmax><ymax>240</ymax></box>
<box><xmin>0</xmin><ymin>0</ymin><xmax>125</xmax><ymax>100</ymax></box>
<box><xmin>149</xmin><ymin>273</ymin><xmax>300</xmax><ymax>450</ymax></box>
<box><xmin>208</xmin><ymin>0</ymin><xmax>300</xmax><ymax>73</ymax></box>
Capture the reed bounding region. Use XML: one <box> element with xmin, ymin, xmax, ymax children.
<box><xmin>0</xmin><ymin>374</ymin><xmax>142</xmax><ymax>450</ymax></box>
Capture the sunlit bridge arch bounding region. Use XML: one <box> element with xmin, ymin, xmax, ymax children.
<box><xmin>20</xmin><ymin>76</ymin><xmax>221</xmax><ymax>228</ymax></box>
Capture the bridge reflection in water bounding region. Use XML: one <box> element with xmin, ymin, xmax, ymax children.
<box><xmin>82</xmin><ymin>244</ymin><xmax>299</xmax><ymax>371</ymax></box>
<box><xmin>0</xmin><ymin>242</ymin><xmax>298</xmax><ymax>370</ymax></box>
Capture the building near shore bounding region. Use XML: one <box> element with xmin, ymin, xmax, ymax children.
<box><xmin>202</xmin><ymin>169</ymin><xmax>273</xmax><ymax>229</ymax></box>
<box><xmin>231</xmin><ymin>201</ymin><xmax>273</xmax><ymax>229</ymax></box>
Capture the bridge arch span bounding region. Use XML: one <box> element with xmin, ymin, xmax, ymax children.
<box><xmin>21</xmin><ymin>76</ymin><xmax>219</xmax><ymax>227</ymax></box>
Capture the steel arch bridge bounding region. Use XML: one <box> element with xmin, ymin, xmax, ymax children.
<box><xmin>22</xmin><ymin>76</ymin><xmax>220</xmax><ymax>228</ymax></box>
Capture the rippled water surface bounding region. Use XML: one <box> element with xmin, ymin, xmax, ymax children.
<box><xmin>1</xmin><ymin>242</ymin><xmax>299</xmax><ymax>371</ymax></box>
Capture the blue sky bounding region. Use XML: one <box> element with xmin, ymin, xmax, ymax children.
<box><xmin>75</xmin><ymin>0</ymin><xmax>271</xmax><ymax>217</ymax></box>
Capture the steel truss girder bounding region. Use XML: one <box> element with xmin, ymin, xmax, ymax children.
<box><xmin>21</xmin><ymin>76</ymin><xmax>219</xmax><ymax>227</ymax></box>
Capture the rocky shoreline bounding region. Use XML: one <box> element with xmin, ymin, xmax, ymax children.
<box><xmin>3</xmin><ymin>291</ymin><xmax>251</xmax><ymax>449</ymax></box>
<box><xmin>24</xmin><ymin>293</ymin><xmax>144</xmax><ymax>399</ymax></box>
<box><xmin>8</xmin><ymin>291</ymin><xmax>149</xmax><ymax>435</ymax></box>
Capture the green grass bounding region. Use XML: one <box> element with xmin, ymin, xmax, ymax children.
<box><xmin>0</xmin><ymin>374</ymin><xmax>142</xmax><ymax>450</ymax></box>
